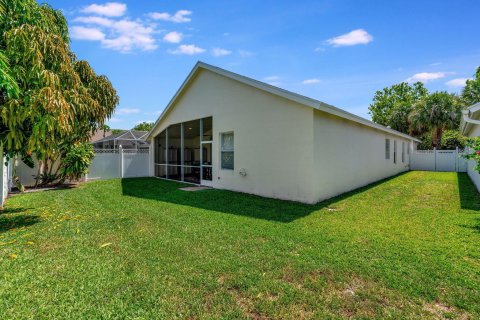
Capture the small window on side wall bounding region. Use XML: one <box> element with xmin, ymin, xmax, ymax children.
<box><xmin>393</xmin><ymin>140</ymin><xmax>397</xmax><ymax>164</ymax></box>
<box><xmin>221</xmin><ymin>132</ymin><xmax>234</xmax><ymax>170</ymax></box>
<box><xmin>385</xmin><ymin>139</ymin><xmax>390</xmax><ymax>160</ymax></box>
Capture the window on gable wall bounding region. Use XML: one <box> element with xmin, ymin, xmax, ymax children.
<box><xmin>221</xmin><ymin>132</ymin><xmax>234</xmax><ymax>170</ymax></box>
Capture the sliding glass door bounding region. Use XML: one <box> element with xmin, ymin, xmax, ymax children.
<box><xmin>154</xmin><ymin>117</ymin><xmax>213</xmax><ymax>185</ymax></box>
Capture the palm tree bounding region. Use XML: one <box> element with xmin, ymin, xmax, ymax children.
<box><xmin>409</xmin><ymin>92</ymin><xmax>461</xmax><ymax>148</ymax></box>
<box><xmin>100</xmin><ymin>124</ymin><xmax>111</xmax><ymax>137</ymax></box>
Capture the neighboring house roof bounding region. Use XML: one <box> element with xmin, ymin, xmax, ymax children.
<box><xmin>460</xmin><ymin>102</ymin><xmax>480</xmax><ymax>135</ymax></box>
<box><xmin>90</xmin><ymin>129</ymin><xmax>112</xmax><ymax>143</ymax></box>
<box><xmin>147</xmin><ymin>61</ymin><xmax>420</xmax><ymax>142</ymax></box>
<box><xmin>93</xmin><ymin>130</ymin><xmax>149</xmax><ymax>143</ymax></box>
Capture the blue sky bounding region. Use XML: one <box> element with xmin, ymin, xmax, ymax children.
<box><xmin>49</xmin><ymin>0</ymin><xmax>480</xmax><ymax>129</ymax></box>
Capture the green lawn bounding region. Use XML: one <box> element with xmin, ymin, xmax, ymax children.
<box><xmin>0</xmin><ymin>172</ymin><xmax>479</xmax><ymax>319</ymax></box>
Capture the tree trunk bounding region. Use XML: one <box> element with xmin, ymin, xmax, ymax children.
<box><xmin>34</xmin><ymin>160</ymin><xmax>42</xmax><ymax>188</ymax></box>
<box><xmin>433</xmin><ymin>127</ymin><xmax>443</xmax><ymax>149</ymax></box>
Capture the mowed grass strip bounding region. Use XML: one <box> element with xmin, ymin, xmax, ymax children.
<box><xmin>0</xmin><ymin>171</ymin><xmax>479</xmax><ymax>319</ymax></box>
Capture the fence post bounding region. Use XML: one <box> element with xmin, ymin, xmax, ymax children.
<box><xmin>119</xmin><ymin>145</ymin><xmax>123</xmax><ymax>178</ymax></box>
<box><xmin>455</xmin><ymin>147</ymin><xmax>458</xmax><ymax>172</ymax></box>
<box><xmin>434</xmin><ymin>147</ymin><xmax>437</xmax><ymax>171</ymax></box>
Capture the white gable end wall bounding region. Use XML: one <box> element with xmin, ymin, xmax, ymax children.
<box><xmin>313</xmin><ymin>110</ymin><xmax>412</xmax><ymax>203</ymax></box>
<box><xmin>151</xmin><ymin>69</ymin><xmax>317</xmax><ymax>203</ymax></box>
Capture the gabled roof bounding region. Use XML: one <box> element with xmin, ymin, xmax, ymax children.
<box><xmin>460</xmin><ymin>102</ymin><xmax>480</xmax><ymax>135</ymax></box>
<box><xmin>93</xmin><ymin>130</ymin><xmax>148</xmax><ymax>143</ymax></box>
<box><xmin>147</xmin><ymin>61</ymin><xmax>420</xmax><ymax>142</ymax></box>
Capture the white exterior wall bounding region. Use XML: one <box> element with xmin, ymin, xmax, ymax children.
<box><xmin>466</xmin><ymin>124</ymin><xmax>480</xmax><ymax>191</ymax></box>
<box><xmin>150</xmin><ymin>69</ymin><xmax>316</xmax><ymax>203</ymax></box>
<box><xmin>313</xmin><ymin>110</ymin><xmax>412</xmax><ymax>203</ymax></box>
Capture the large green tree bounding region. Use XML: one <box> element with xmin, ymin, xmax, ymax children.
<box><xmin>409</xmin><ymin>92</ymin><xmax>461</xmax><ymax>148</ymax></box>
<box><xmin>368</xmin><ymin>82</ymin><xmax>428</xmax><ymax>134</ymax></box>
<box><xmin>0</xmin><ymin>0</ymin><xmax>119</xmax><ymax>181</ymax></box>
<box><xmin>462</xmin><ymin>66</ymin><xmax>480</xmax><ymax>106</ymax></box>
<box><xmin>133</xmin><ymin>121</ymin><xmax>154</xmax><ymax>131</ymax></box>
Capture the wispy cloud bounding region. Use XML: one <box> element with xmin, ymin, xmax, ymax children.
<box><xmin>149</xmin><ymin>10</ymin><xmax>192</xmax><ymax>23</ymax></box>
<box><xmin>108</xmin><ymin>117</ymin><xmax>124</xmax><ymax>123</ymax></box>
<box><xmin>264</xmin><ymin>76</ymin><xmax>282</xmax><ymax>86</ymax></box>
<box><xmin>81</xmin><ymin>2</ymin><xmax>127</xmax><ymax>17</ymax></box>
<box><xmin>163</xmin><ymin>31</ymin><xmax>183</xmax><ymax>43</ymax></box>
<box><xmin>71</xmin><ymin>26</ymin><xmax>105</xmax><ymax>41</ymax></box>
<box><xmin>116</xmin><ymin>108</ymin><xmax>141</xmax><ymax>115</ymax></box>
<box><xmin>71</xmin><ymin>14</ymin><xmax>157</xmax><ymax>52</ymax></box>
<box><xmin>445</xmin><ymin>77</ymin><xmax>471</xmax><ymax>88</ymax></box>
<box><xmin>238</xmin><ymin>49</ymin><xmax>254</xmax><ymax>57</ymax></box>
<box><xmin>302</xmin><ymin>78</ymin><xmax>321</xmax><ymax>84</ymax></box>
<box><xmin>168</xmin><ymin>44</ymin><xmax>205</xmax><ymax>55</ymax></box>
<box><xmin>326</xmin><ymin>29</ymin><xmax>373</xmax><ymax>47</ymax></box>
<box><xmin>212</xmin><ymin>47</ymin><xmax>232</xmax><ymax>57</ymax></box>
<box><xmin>405</xmin><ymin>72</ymin><xmax>449</xmax><ymax>83</ymax></box>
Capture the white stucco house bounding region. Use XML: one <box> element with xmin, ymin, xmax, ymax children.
<box><xmin>461</xmin><ymin>102</ymin><xmax>480</xmax><ymax>191</ymax></box>
<box><xmin>147</xmin><ymin>62</ymin><xmax>420</xmax><ymax>204</ymax></box>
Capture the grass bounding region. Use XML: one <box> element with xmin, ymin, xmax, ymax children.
<box><xmin>0</xmin><ymin>171</ymin><xmax>479</xmax><ymax>319</ymax></box>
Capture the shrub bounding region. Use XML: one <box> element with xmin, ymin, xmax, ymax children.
<box><xmin>60</xmin><ymin>143</ymin><xmax>95</xmax><ymax>181</ymax></box>
<box><xmin>463</xmin><ymin>137</ymin><xmax>480</xmax><ymax>173</ymax></box>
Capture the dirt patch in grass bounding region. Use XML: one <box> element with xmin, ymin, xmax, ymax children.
<box><xmin>227</xmin><ymin>285</ymin><xmax>265</xmax><ymax>319</ymax></box>
<box><xmin>423</xmin><ymin>302</ymin><xmax>471</xmax><ymax>320</ymax></box>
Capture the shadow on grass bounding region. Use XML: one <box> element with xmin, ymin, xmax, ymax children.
<box><xmin>0</xmin><ymin>214</ymin><xmax>41</xmax><ymax>233</ymax></box>
<box><xmin>0</xmin><ymin>207</ymin><xmax>32</xmax><ymax>215</ymax></box>
<box><xmin>121</xmin><ymin>174</ymin><xmax>403</xmax><ymax>223</ymax></box>
<box><xmin>456</xmin><ymin>173</ymin><xmax>480</xmax><ymax>211</ymax></box>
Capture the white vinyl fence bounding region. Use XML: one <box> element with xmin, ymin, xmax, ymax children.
<box><xmin>410</xmin><ymin>148</ymin><xmax>468</xmax><ymax>172</ymax></box>
<box><xmin>86</xmin><ymin>147</ymin><xmax>151</xmax><ymax>181</ymax></box>
<box><xmin>0</xmin><ymin>146</ymin><xmax>13</xmax><ymax>208</ymax></box>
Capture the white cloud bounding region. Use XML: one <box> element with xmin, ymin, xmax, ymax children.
<box><xmin>326</xmin><ymin>29</ymin><xmax>373</xmax><ymax>47</ymax></box>
<box><xmin>163</xmin><ymin>31</ymin><xmax>183</xmax><ymax>43</ymax></box>
<box><xmin>406</xmin><ymin>72</ymin><xmax>448</xmax><ymax>83</ymax></box>
<box><xmin>116</xmin><ymin>108</ymin><xmax>140</xmax><ymax>115</ymax></box>
<box><xmin>149</xmin><ymin>10</ymin><xmax>192</xmax><ymax>23</ymax></box>
<box><xmin>168</xmin><ymin>44</ymin><xmax>205</xmax><ymax>55</ymax></box>
<box><xmin>445</xmin><ymin>78</ymin><xmax>471</xmax><ymax>88</ymax></box>
<box><xmin>302</xmin><ymin>78</ymin><xmax>321</xmax><ymax>84</ymax></box>
<box><xmin>238</xmin><ymin>49</ymin><xmax>254</xmax><ymax>57</ymax></box>
<box><xmin>81</xmin><ymin>2</ymin><xmax>127</xmax><ymax>17</ymax></box>
<box><xmin>72</xmin><ymin>16</ymin><xmax>157</xmax><ymax>52</ymax></box>
<box><xmin>74</xmin><ymin>16</ymin><xmax>114</xmax><ymax>27</ymax></box>
<box><xmin>71</xmin><ymin>26</ymin><xmax>105</xmax><ymax>41</ymax></box>
<box><xmin>212</xmin><ymin>47</ymin><xmax>232</xmax><ymax>57</ymax></box>
<box><xmin>108</xmin><ymin>117</ymin><xmax>124</xmax><ymax>123</ymax></box>
<box><xmin>314</xmin><ymin>47</ymin><xmax>326</xmax><ymax>53</ymax></box>
<box><xmin>264</xmin><ymin>76</ymin><xmax>281</xmax><ymax>86</ymax></box>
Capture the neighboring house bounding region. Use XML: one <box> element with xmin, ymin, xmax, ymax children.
<box><xmin>147</xmin><ymin>62</ymin><xmax>419</xmax><ymax>204</ymax></box>
<box><xmin>92</xmin><ymin>130</ymin><xmax>150</xmax><ymax>150</ymax></box>
<box><xmin>460</xmin><ymin>102</ymin><xmax>480</xmax><ymax>191</ymax></box>
<box><xmin>90</xmin><ymin>129</ymin><xmax>112</xmax><ymax>143</ymax></box>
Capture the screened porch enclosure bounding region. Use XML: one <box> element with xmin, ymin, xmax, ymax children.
<box><xmin>154</xmin><ymin>117</ymin><xmax>212</xmax><ymax>184</ymax></box>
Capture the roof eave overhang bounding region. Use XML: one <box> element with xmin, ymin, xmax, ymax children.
<box><xmin>146</xmin><ymin>61</ymin><xmax>421</xmax><ymax>143</ymax></box>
